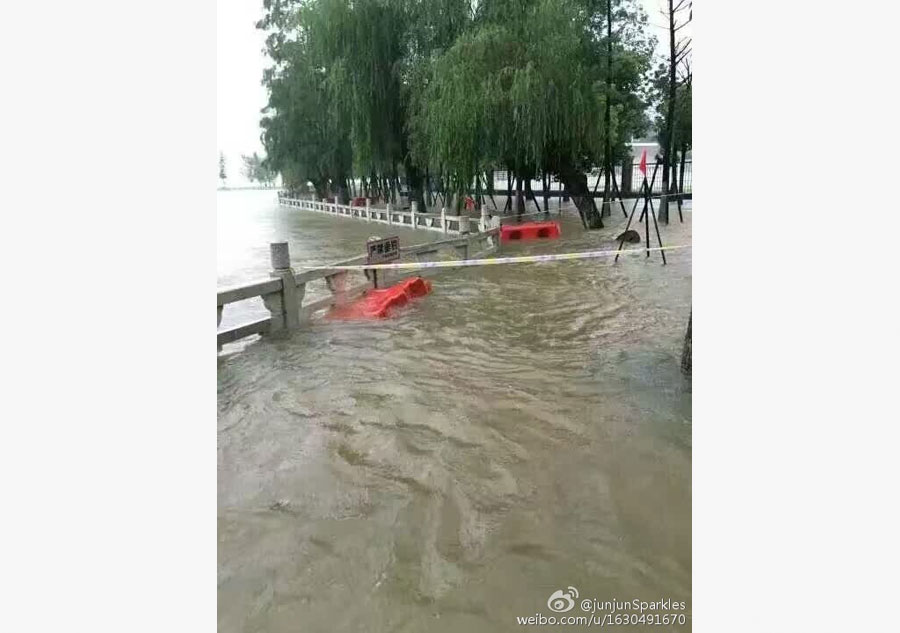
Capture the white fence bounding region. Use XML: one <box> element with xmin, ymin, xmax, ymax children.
<box><xmin>277</xmin><ymin>194</ymin><xmax>498</xmax><ymax>235</ymax></box>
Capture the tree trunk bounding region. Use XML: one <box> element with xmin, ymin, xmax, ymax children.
<box><xmin>558</xmin><ymin>165</ymin><xmax>603</xmax><ymax>229</ymax></box>
<box><xmin>515</xmin><ymin>176</ymin><xmax>525</xmax><ymax>217</ymax></box>
<box><xmin>524</xmin><ymin>178</ymin><xmax>540</xmax><ymax>213</ymax></box>
<box><xmin>335</xmin><ymin>179</ymin><xmax>349</xmax><ymax>204</ymax></box>
<box><xmin>313</xmin><ymin>179</ymin><xmax>327</xmax><ymax>200</ymax></box>
<box><xmin>505</xmin><ymin>171</ymin><xmax>513</xmax><ymax>212</ymax></box>
<box><xmin>542</xmin><ymin>173</ymin><xmax>549</xmax><ymax>211</ymax></box>
<box><xmin>661</xmin><ymin>0</ymin><xmax>678</xmax><ymax>225</ymax></box>
<box><xmin>680</xmin><ymin>312</ymin><xmax>692</xmax><ymax>374</ymax></box>
<box><xmin>602</xmin><ymin>0</ymin><xmax>613</xmax><ymax>219</ymax></box>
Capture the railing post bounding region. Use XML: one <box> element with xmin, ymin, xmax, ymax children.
<box><xmin>480</xmin><ymin>204</ymin><xmax>488</xmax><ymax>232</ymax></box>
<box><xmin>365</xmin><ymin>198</ymin><xmax>371</xmax><ymax>222</ymax></box>
<box><xmin>441</xmin><ymin>207</ymin><xmax>447</xmax><ymax>233</ymax></box>
<box><xmin>410</xmin><ymin>201</ymin><xmax>418</xmax><ymax>229</ymax></box>
<box><xmin>263</xmin><ymin>242</ymin><xmax>301</xmax><ymax>331</ymax></box>
<box><xmin>490</xmin><ymin>215</ymin><xmax>502</xmax><ymax>253</ymax></box>
<box><xmin>386</xmin><ymin>202</ymin><xmax>392</xmax><ymax>225</ymax></box>
<box><xmin>216</xmin><ymin>306</ymin><xmax>223</xmax><ymax>352</ymax></box>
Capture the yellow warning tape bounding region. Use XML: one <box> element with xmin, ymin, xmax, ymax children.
<box><xmin>296</xmin><ymin>244</ymin><xmax>691</xmax><ymax>271</ymax></box>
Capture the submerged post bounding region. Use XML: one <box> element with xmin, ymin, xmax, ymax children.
<box><xmin>480</xmin><ymin>204</ymin><xmax>488</xmax><ymax>232</ymax></box>
<box><xmin>410</xmin><ymin>201</ymin><xmax>418</xmax><ymax>229</ymax></box>
<box><xmin>365</xmin><ymin>198</ymin><xmax>371</xmax><ymax>222</ymax></box>
<box><xmin>440</xmin><ymin>207</ymin><xmax>447</xmax><ymax>233</ymax></box>
<box><xmin>386</xmin><ymin>202</ymin><xmax>393</xmax><ymax>225</ymax></box>
<box><xmin>263</xmin><ymin>242</ymin><xmax>301</xmax><ymax>331</ymax></box>
<box><xmin>681</xmin><ymin>312</ymin><xmax>692</xmax><ymax>374</ymax></box>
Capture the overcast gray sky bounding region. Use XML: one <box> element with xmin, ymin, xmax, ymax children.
<box><xmin>216</xmin><ymin>0</ymin><xmax>689</xmax><ymax>185</ymax></box>
<box><xmin>217</xmin><ymin>0</ymin><xmax>269</xmax><ymax>185</ymax></box>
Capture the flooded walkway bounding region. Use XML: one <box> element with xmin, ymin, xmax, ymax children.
<box><xmin>218</xmin><ymin>191</ymin><xmax>692</xmax><ymax>632</ymax></box>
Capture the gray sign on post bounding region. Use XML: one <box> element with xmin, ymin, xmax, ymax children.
<box><xmin>367</xmin><ymin>236</ymin><xmax>400</xmax><ymax>263</ymax></box>
<box><xmin>366</xmin><ymin>236</ymin><xmax>399</xmax><ymax>288</ymax></box>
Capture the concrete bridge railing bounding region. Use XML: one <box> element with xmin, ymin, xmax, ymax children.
<box><xmin>277</xmin><ymin>194</ymin><xmax>497</xmax><ymax>235</ymax></box>
<box><xmin>217</xmin><ymin>224</ymin><xmax>501</xmax><ymax>350</ymax></box>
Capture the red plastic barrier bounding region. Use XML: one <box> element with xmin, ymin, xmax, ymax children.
<box><xmin>327</xmin><ymin>277</ymin><xmax>432</xmax><ymax>320</ymax></box>
<box><xmin>351</xmin><ymin>196</ymin><xmax>368</xmax><ymax>207</ymax></box>
<box><xmin>500</xmin><ymin>221</ymin><xmax>561</xmax><ymax>242</ymax></box>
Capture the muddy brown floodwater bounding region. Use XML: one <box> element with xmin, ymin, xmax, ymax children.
<box><xmin>218</xmin><ymin>190</ymin><xmax>692</xmax><ymax>632</ymax></box>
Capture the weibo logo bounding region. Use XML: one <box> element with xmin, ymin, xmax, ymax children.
<box><xmin>547</xmin><ymin>587</ymin><xmax>579</xmax><ymax>613</ymax></box>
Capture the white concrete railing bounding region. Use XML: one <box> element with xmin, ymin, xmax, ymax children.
<box><xmin>277</xmin><ymin>194</ymin><xmax>498</xmax><ymax>235</ymax></box>
<box><xmin>217</xmin><ymin>225</ymin><xmax>501</xmax><ymax>350</ymax></box>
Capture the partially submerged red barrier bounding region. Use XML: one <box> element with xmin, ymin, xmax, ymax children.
<box><xmin>500</xmin><ymin>221</ymin><xmax>561</xmax><ymax>242</ymax></box>
<box><xmin>327</xmin><ymin>277</ymin><xmax>432</xmax><ymax>320</ymax></box>
<box><xmin>351</xmin><ymin>196</ymin><xmax>368</xmax><ymax>207</ymax></box>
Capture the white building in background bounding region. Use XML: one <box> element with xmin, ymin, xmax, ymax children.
<box><xmin>626</xmin><ymin>139</ymin><xmax>691</xmax><ymax>162</ymax></box>
<box><xmin>627</xmin><ymin>140</ymin><xmax>661</xmax><ymax>161</ymax></box>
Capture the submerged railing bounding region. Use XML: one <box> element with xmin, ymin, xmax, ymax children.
<box><xmin>217</xmin><ymin>222</ymin><xmax>502</xmax><ymax>350</ymax></box>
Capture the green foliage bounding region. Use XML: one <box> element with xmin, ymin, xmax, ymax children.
<box><xmin>413</xmin><ymin>0</ymin><xmax>653</xmax><ymax>190</ymax></box>
<box><xmin>258</xmin><ymin>0</ymin><xmax>656</xmax><ymax>198</ymax></box>
<box><xmin>241</xmin><ymin>152</ymin><xmax>276</xmax><ymax>185</ymax></box>
<box><xmin>309</xmin><ymin>0</ymin><xmax>406</xmax><ymax>174</ymax></box>
<box><xmin>259</xmin><ymin>0</ymin><xmax>471</xmax><ymax>196</ymax></box>
<box><xmin>652</xmin><ymin>65</ymin><xmax>691</xmax><ymax>153</ymax></box>
<box><xmin>259</xmin><ymin>16</ymin><xmax>353</xmax><ymax>195</ymax></box>
<box><xmin>586</xmin><ymin>0</ymin><xmax>657</xmax><ymax>161</ymax></box>
<box><xmin>411</xmin><ymin>4</ymin><xmax>601</xmax><ymax>192</ymax></box>
<box><xmin>241</xmin><ymin>152</ymin><xmax>259</xmax><ymax>183</ymax></box>
<box><xmin>674</xmin><ymin>81</ymin><xmax>691</xmax><ymax>150</ymax></box>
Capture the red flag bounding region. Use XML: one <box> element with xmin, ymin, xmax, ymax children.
<box><xmin>638</xmin><ymin>149</ymin><xmax>647</xmax><ymax>176</ymax></box>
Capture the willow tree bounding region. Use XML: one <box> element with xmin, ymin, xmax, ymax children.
<box><xmin>400</xmin><ymin>0</ymin><xmax>473</xmax><ymax>209</ymax></box>
<box><xmin>259</xmin><ymin>0</ymin><xmax>353</xmax><ymax>198</ymax></box>
<box><xmin>324</xmin><ymin>0</ymin><xmax>471</xmax><ymax>206</ymax></box>
<box><xmin>412</xmin><ymin>0</ymin><xmax>652</xmax><ymax>228</ymax></box>
<box><xmin>259</xmin><ymin>0</ymin><xmax>471</xmax><ymax>206</ymax></box>
<box><xmin>259</xmin><ymin>0</ymin><xmax>653</xmax><ymax>221</ymax></box>
<box><xmin>413</xmin><ymin>0</ymin><xmax>607</xmax><ymax>227</ymax></box>
<box><xmin>302</xmin><ymin>0</ymin><xmax>406</xmax><ymax>201</ymax></box>
<box><xmin>260</xmin><ymin>46</ymin><xmax>353</xmax><ymax>198</ymax></box>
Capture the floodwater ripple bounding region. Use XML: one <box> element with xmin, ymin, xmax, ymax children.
<box><xmin>218</xmin><ymin>191</ymin><xmax>692</xmax><ymax>632</ymax></box>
